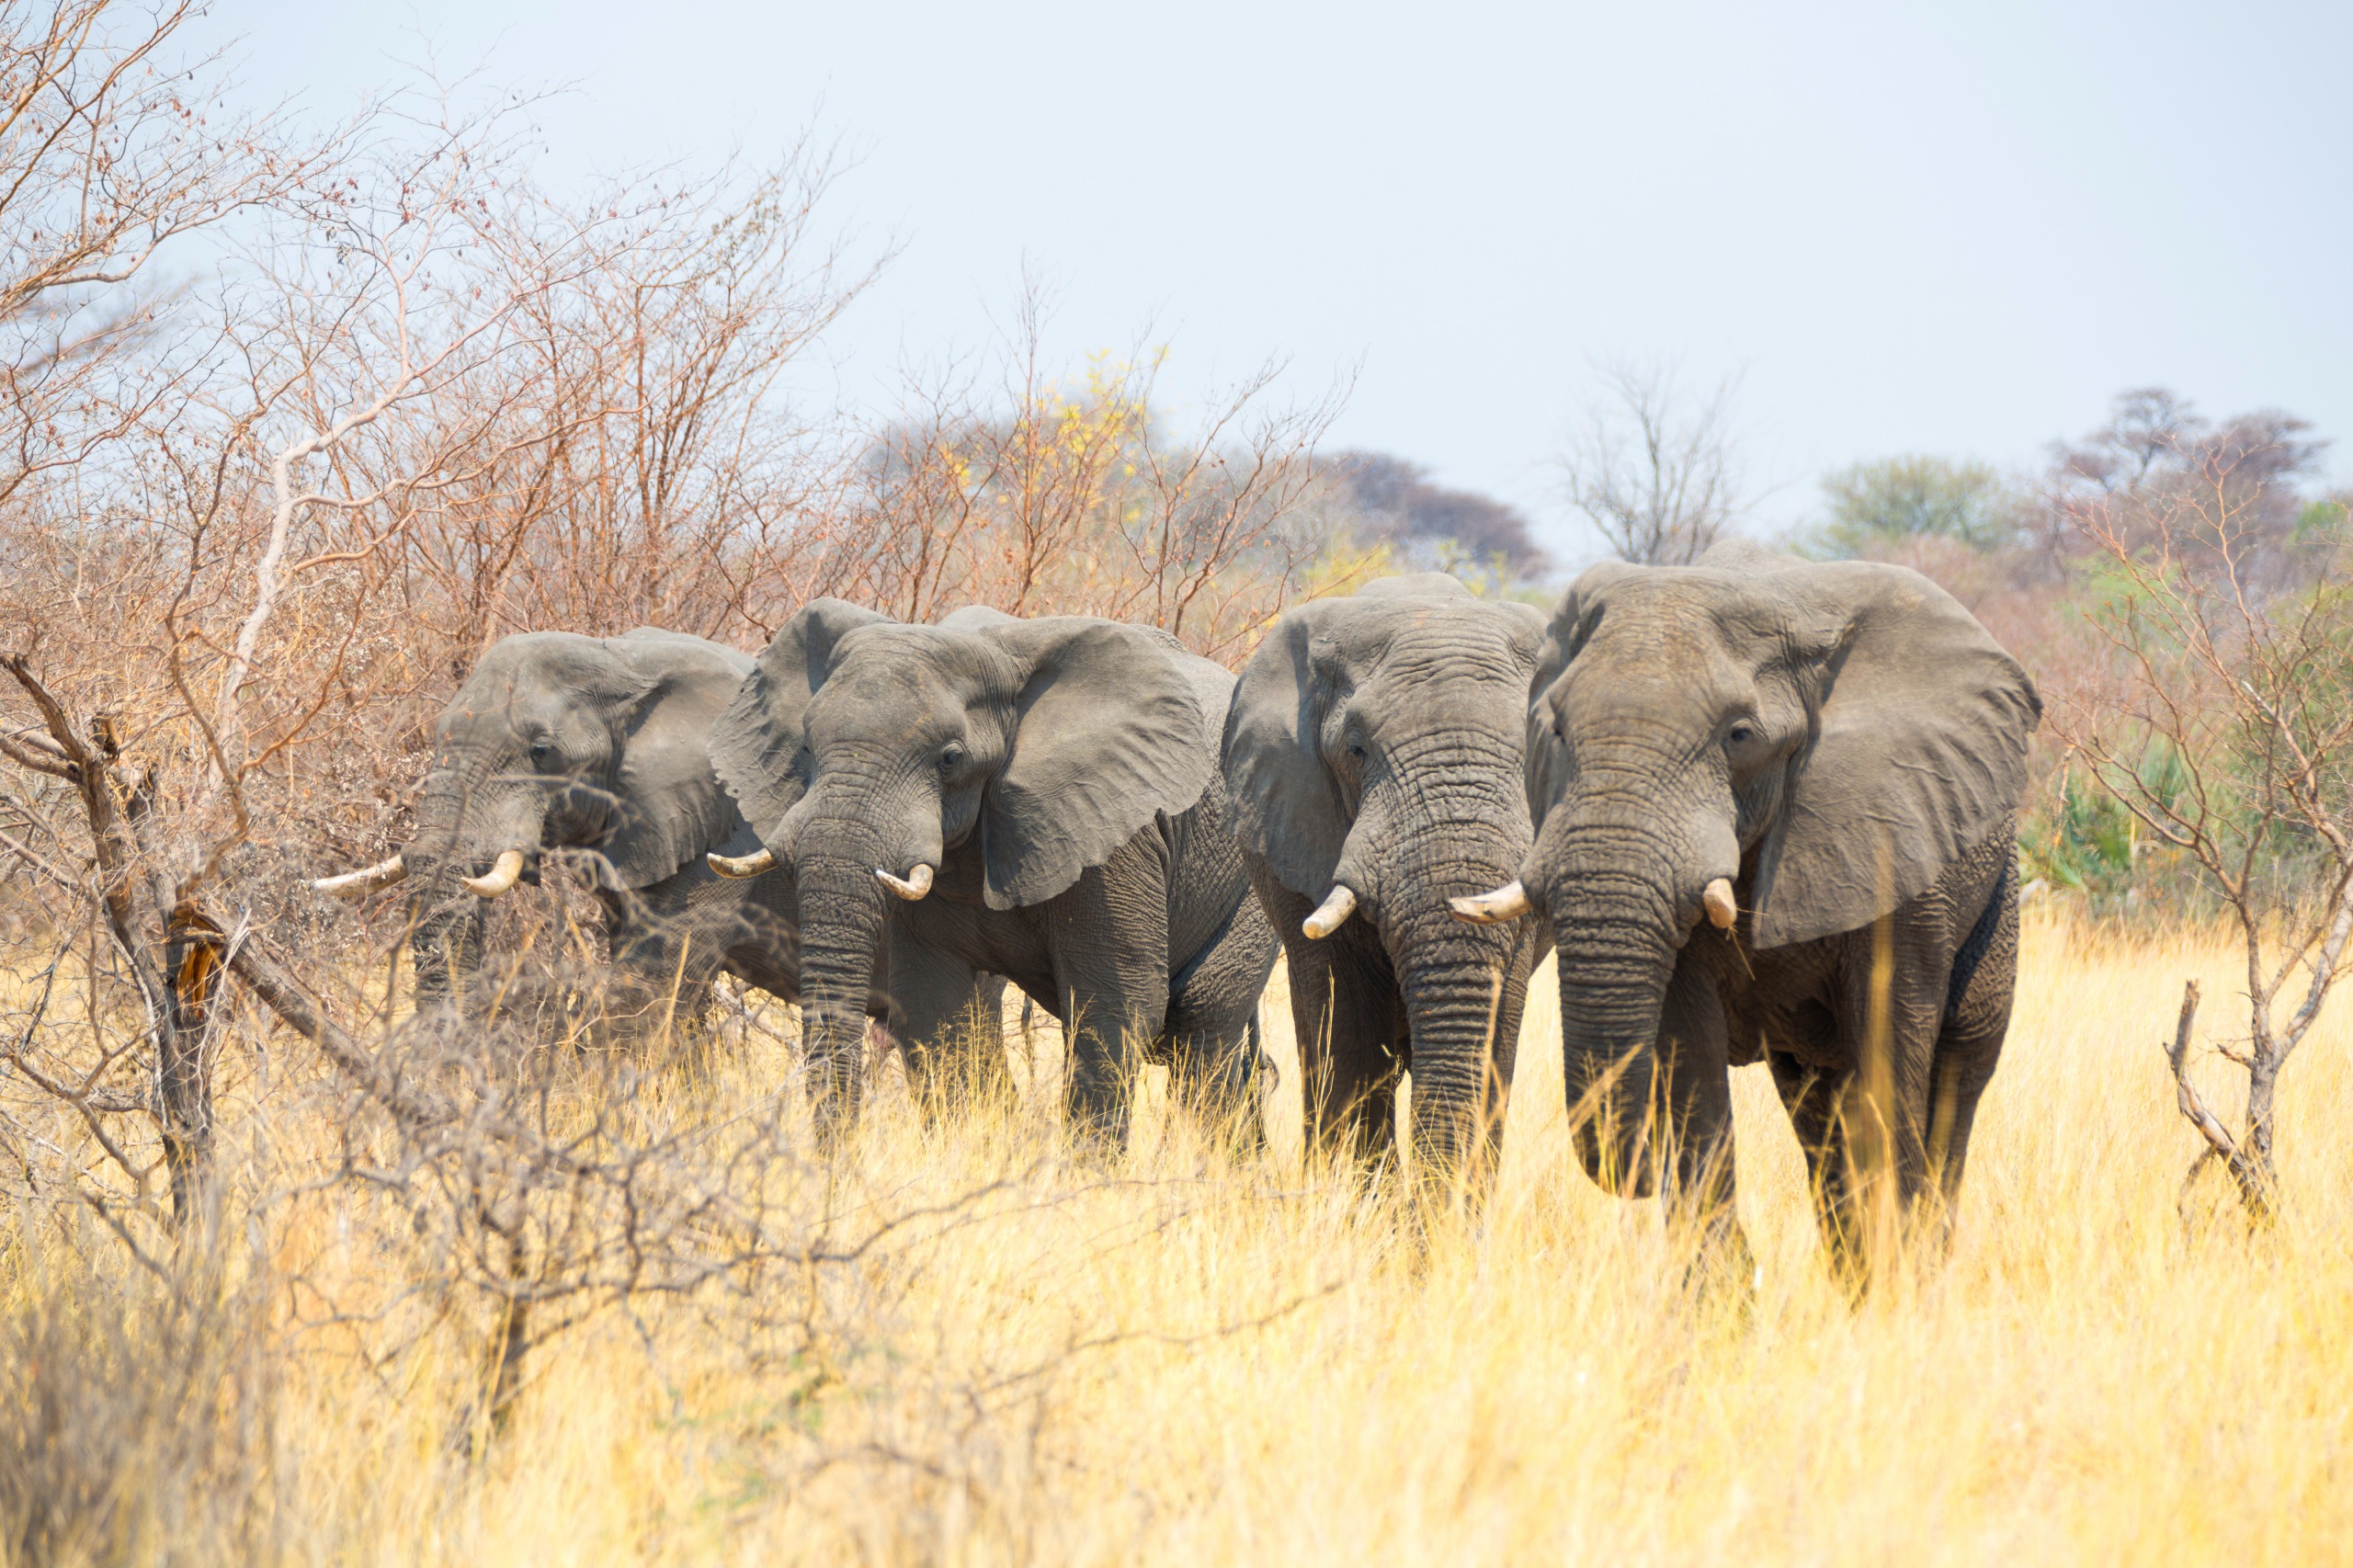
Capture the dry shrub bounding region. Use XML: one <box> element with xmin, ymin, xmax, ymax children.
<box><xmin>2</xmin><ymin>915</ymin><xmax>2347</xmax><ymax>1563</ymax></box>
<box><xmin>0</xmin><ymin>1232</ymin><xmax>278</xmax><ymax>1567</ymax></box>
<box><xmin>17</xmin><ymin>13</ymin><xmax>2351</xmax><ymax>1566</ymax></box>
<box><xmin>0</xmin><ymin>6</ymin><xmax>1349</xmax><ymax>1289</ymax></box>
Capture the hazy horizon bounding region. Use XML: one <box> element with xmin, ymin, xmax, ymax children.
<box><xmin>222</xmin><ymin>0</ymin><xmax>2353</xmax><ymax>567</ymax></box>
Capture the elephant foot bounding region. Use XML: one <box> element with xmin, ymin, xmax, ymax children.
<box><xmin>903</xmin><ymin>1040</ymin><xmax>1018</xmax><ymax>1127</ymax></box>
<box><xmin>1058</xmin><ymin>1100</ymin><xmax>1134</xmax><ymax>1169</ymax></box>
<box><xmin>1675</xmin><ymin>1205</ymin><xmax>1759</xmax><ymax>1314</ymax></box>
<box><xmin>1167</xmin><ymin>1058</ymin><xmax>1270</xmax><ymax>1161</ymax></box>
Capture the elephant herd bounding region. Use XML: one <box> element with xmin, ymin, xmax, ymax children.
<box><xmin>317</xmin><ymin>541</ymin><xmax>2041</xmax><ymax>1282</ymax></box>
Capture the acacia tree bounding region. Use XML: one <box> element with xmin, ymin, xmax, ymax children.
<box><xmin>1808</xmin><ymin>454</ymin><xmax>2013</xmax><ymax>559</ymax></box>
<box><xmin>1558</xmin><ymin>358</ymin><xmax>1750</xmax><ymax>566</ymax></box>
<box><xmin>2059</xmin><ymin>421</ymin><xmax>2353</xmax><ymax>1223</ymax></box>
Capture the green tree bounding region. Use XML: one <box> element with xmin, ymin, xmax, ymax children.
<box><xmin>1808</xmin><ymin>454</ymin><xmax>2012</xmax><ymax>557</ymax></box>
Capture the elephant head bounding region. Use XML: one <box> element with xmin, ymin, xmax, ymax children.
<box><xmin>1223</xmin><ymin>574</ymin><xmax>1546</xmax><ymax>1176</ymax></box>
<box><xmin>1475</xmin><ymin>541</ymin><xmax>2040</xmax><ymax>1190</ymax></box>
<box><xmin>316</xmin><ymin>629</ymin><xmax>751</xmax><ymax>1007</ymax></box>
<box><xmin>706</xmin><ymin>599</ymin><xmax>1213</xmax><ymax>1130</ymax></box>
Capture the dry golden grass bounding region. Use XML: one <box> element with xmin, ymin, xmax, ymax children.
<box><xmin>10</xmin><ymin>910</ymin><xmax>2353</xmax><ymax>1565</ymax></box>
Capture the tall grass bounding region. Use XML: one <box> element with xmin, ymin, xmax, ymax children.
<box><xmin>5</xmin><ymin>910</ymin><xmax>2348</xmax><ymax>1565</ymax></box>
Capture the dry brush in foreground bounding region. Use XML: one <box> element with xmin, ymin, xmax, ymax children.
<box><xmin>2</xmin><ymin>909</ymin><xmax>2349</xmax><ymax>1565</ymax></box>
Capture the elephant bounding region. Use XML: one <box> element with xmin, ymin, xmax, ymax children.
<box><xmin>1456</xmin><ymin>541</ymin><xmax>2040</xmax><ymax>1290</ymax></box>
<box><xmin>1222</xmin><ymin>574</ymin><xmax>1552</xmax><ymax>1196</ymax></box>
<box><xmin>313</xmin><ymin>628</ymin><xmax>1001</xmax><ymax>1055</ymax></box>
<box><xmin>704</xmin><ymin>599</ymin><xmax>1279</xmax><ymax>1147</ymax></box>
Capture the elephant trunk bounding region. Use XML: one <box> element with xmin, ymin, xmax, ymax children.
<box><xmin>402</xmin><ymin>772</ymin><xmax>539</xmax><ymax>1012</ymax></box>
<box><xmin>1545</xmin><ymin>824</ymin><xmax>1686</xmax><ymax>1198</ymax></box>
<box><xmin>1350</xmin><ymin>749</ymin><xmax>1536</xmax><ymax>1199</ymax></box>
<box><xmin>790</xmin><ymin>842</ymin><xmax>894</xmax><ymax>1145</ymax></box>
<box><xmin>404</xmin><ymin>847</ymin><xmax>486</xmax><ymax>1009</ymax></box>
<box><xmin>1389</xmin><ymin>893</ymin><xmax>1530</xmax><ymax>1198</ymax></box>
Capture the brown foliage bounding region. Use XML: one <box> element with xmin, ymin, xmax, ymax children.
<box><xmin>0</xmin><ymin>6</ymin><xmax>1353</xmax><ymax>1469</ymax></box>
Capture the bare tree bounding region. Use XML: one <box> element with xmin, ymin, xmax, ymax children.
<box><xmin>0</xmin><ymin>93</ymin><xmax>612</xmax><ymax>1219</ymax></box>
<box><xmin>0</xmin><ymin>0</ymin><xmax>345</xmax><ymax>506</ymax></box>
<box><xmin>837</xmin><ymin>287</ymin><xmax>1347</xmax><ymax>661</ymax></box>
<box><xmin>2058</xmin><ymin>422</ymin><xmax>2353</xmax><ymax>1224</ymax></box>
<box><xmin>1559</xmin><ymin>359</ymin><xmax>1749</xmax><ymax>566</ymax></box>
<box><xmin>2029</xmin><ymin>387</ymin><xmax>2329</xmax><ymax>597</ymax></box>
<box><xmin>0</xmin><ymin>12</ymin><xmax>1362</xmax><ymax>1483</ymax></box>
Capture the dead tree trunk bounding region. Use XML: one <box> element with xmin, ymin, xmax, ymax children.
<box><xmin>2</xmin><ymin>660</ymin><xmax>218</xmax><ymax>1225</ymax></box>
<box><xmin>2162</xmin><ymin>980</ymin><xmax>2277</xmax><ymax>1225</ymax></box>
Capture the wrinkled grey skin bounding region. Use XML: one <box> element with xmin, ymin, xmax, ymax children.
<box><xmin>402</xmin><ymin>629</ymin><xmax>998</xmax><ymax>1050</ymax></box>
<box><xmin>1511</xmin><ymin>542</ymin><xmax>2040</xmax><ymax>1290</ymax></box>
<box><xmin>710</xmin><ymin>600</ymin><xmax>1279</xmax><ymax>1146</ymax></box>
<box><xmin>1223</xmin><ymin>574</ymin><xmax>1552</xmax><ymax>1195</ymax></box>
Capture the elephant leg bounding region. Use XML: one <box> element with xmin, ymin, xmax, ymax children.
<box><xmin>1830</xmin><ymin>916</ymin><xmax>1952</xmax><ymax>1267</ymax></box>
<box><xmin>1255</xmin><ymin>874</ymin><xmax>1404</xmax><ymax>1171</ymax></box>
<box><xmin>713</xmin><ymin>873</ymin><xmax>802</xmax><ymax>1004</ymax></box>
<box><xmin>1290</xmin><ymin>951</ymin><xmax>1405</xmax><ymax>1171</ymax></box>
<box><xmin>604</xmin><ymin>906</ymin><xmax>726</xmax><ymax>1060</ymax></box>
<box><xmin>1163</xmin><ymin>891</ymin><xmax>1280</xmax><ymax>1150</ymax></box>
<box><xmin>1656</xmin><ymin>959</ymin><xmax>1751</xmax><ymax>1293</ymax></box>
<box><xmin>1769</xmin><ymin>1048</ymin><xmax>1866</xmax><ymax>1297</ymax></box>
<box><xmin>1925</xmin><ymin>861</ymin><xmax>2020</xmax><ymax>1232</ymax></box>
<box><xmin>1043</xmin><ymin>842</ymin><xmax>1172</xmax><ymax>1152</ymax></box>
<box><xmin>890</xmin><ymin>939</ymin><xmax>1011</xmax><ymax>1116</ymax></box>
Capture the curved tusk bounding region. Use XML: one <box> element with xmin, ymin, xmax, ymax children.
<box><xmin>708</xmin><ymin>846</ymin><xmax>778</xmax><ymax>880</ymax></box>
<box><xmin>460</xmin><ymin>848</ymin><xmax>526</xmax><ymax>899</ymax></box>
<box><xmin>1302</xmin><ymin>884</ymin><xmax>1357</xmax><ymax>939</ymax></box>
<box><xmin>1449</xmin><ymin>880</ymin><xmax>1531</xmax><ymax>926</ymax></box>
<box><xmin>1702</xmin><ymin>877</ymin><xmax>1739</xmax><ymax>930</ymax></box>
<box><xmin>877</xmin><ymin>863</ymin><xmax>934</xmax><ymax>902</ymax></box>
<box><xmin>311</xmin><ymin>853</ymin><xmax>407</xmax><ymax>896</ymax></box>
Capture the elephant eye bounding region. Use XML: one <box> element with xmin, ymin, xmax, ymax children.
<box><xmin>939</xmin><ymin>743</ymin><xmax>966</xmax><ymax>772</ymax></box>
<box><xmin>528</xmin><ymin>739</ymin><xmax>554</xmax><ymax>765</ymax></box>
<box><xmin>1347</xmin><ymin>744</ymin><xmax>1367</xmax><ymax>759</ymax></box>
<box><xmin>1726</xmin><ymin>722</ymin><xmax>1756</xmax><ymax>746</ymax></box>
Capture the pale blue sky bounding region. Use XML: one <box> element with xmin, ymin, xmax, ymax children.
<box><xmin>223</xmin><ymin>1</ymin><xmax>2351</xmax><ymax>562</ymax></box>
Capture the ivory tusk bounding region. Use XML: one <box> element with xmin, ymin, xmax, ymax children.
<box><xmin>708</xmin><ymin>846</ymin><xmax>778</xmax><ymax>879</ymax></box>
<box><xmin>1302</xmin><ymin>884</ymin><xmax>1357</xmax><ymax>939</ymax></box>
<box><xmin>1449</xmin><ymin>880</ymin><xmax>1532</xmax><ymax>926</ymax></box>
<box><xmin>877</xmin><ymin>863</ymin><xmax>934</xmax><ymax>901</ymax></box>
<box><xmin>460</xmin><ymin>848</ymin><xmax>526</xmax><ymax>899</ymax></box>
<box><xmin>1702</xmin><ymin>877</ymin><xmax>1738</xmax><ymax>929</ymax></box>
<box><xmin>311</xmin><ymin>853</ymin><xmax>407</xmax><ymax>896</ymax></box>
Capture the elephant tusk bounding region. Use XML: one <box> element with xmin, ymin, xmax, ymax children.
<box><xmin>1302</xmin><ymin>884</ymin><xmax>1357</xmax><ymax>939</ymax></box>
<box><xmin>1702</xmin><ymin>877</ymin><xmax>1739</xmax><ymax>930</ymax></box>
<box><xmin>1449</xmin><ymin>880</ymin><xmax>1531</xmax><ymax>925</ymax></box>
<box><xmin>708</xmin><ymin>846</ymin><xmax>778</xmax><ymax>879</ymax></box>
<box><xmin>311</xmin><ymin>853</ymin><xmax>407</xmax><ymax>896</ymax></box>
<box><xmin>877</xmin><ymin>863</ymin><xmax>934</xmax><ymax>902</ymax></box>
<box><xmin>460</xmin><ymin>848</ymin><xmax>526</xmax><ymax>899</ymax></box>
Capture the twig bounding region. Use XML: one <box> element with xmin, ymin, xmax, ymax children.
<box><xmin>2160</xmin><ymin>980</ymin><xmax>2273</xmax><ymax>1224</ymax></box>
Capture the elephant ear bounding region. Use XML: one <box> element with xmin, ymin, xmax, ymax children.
<box><xmin>710</xmin><ymin>599</ymin><xmax>897</xmax><ymax>845</ymax></box>
<box><xmin>1525</xmin><ymin>561</ymin><xmax>1637</xmax><ymax>827</ymax></box>
<box><xmin>597</xmin><ymin>631</ymin><xmax>756</xmax><ymax>891</ymax></box>
<box><xmin>1222</xmin><ymin>603</ymin><xmax>1349</xmax><ymax>897</ymax></box>
<box><xmin>976</xmin><ymin>617</ymin><xmax>1213</xmax><ymax>909</ymax></box>
<box><xmin>1748</xmin><ymin>560</ymin><xmax>2042</xmax><ymax>949</ymax></box>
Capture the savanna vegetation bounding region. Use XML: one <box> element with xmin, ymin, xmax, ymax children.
<box><xmin>0</xmin><ymin>6</ymin><xmax>2348</xmax><ymax>1563</ymax></box>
